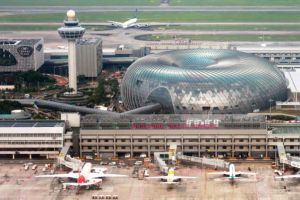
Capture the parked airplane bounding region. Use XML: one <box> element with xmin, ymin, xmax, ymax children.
<box><xmin>208</xmin><ymin>163</ymin><xmax>256</xmax><ymax>183</ymax></box>
<box><xmin>275</xmin><ymin>171</ymin><xmax>300</xmax><ymax>180</ymax></box>
<box><xmin>109</xmin><ymin>17</ymin><xmax>149</xmax><ymax>29</ymax></box>
<box><xmin>146</xmin><ymin>168</ymin><xmax>196</xmax><ymax>188</ymax></box>
<box><xmin>36</xmin><ymin>163</ymin><xmax>127</xmax><ymax>188</ymax></box>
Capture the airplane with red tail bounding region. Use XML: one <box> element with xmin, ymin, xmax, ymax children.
<box><xmin>36</xmin><ymin>162</ymin><xmax>127</xmax><ymax>188</ymax></box>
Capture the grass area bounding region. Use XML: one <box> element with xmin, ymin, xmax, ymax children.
<box><xmin>135</xmin><ymin>34</ymin><xmax>300</xmax><ymax>42</ymax></box>
<box><xmin>171</xmin><ymin>0</ymin><xmax>300</xmax><ymax>6</ymax></box>
<box><xmin>0</xmin><ymin>0</ymin><xmax>159</xmax><ymax>6</ymax></box>
<box><xmin>0</xmin><ymin>25</ymin><xmax>114</xmax><ymax>31</ymax></box>
<box><xmin>157</xmin><ymin>25</ymin><xmax>300</xmax><ymax>31</ymax></box>
<box><xmin>1</xmin><ymin>11</ymin><xmax>300</xmax><ymax>23</ymax></box>
<box><xmin>2</xmin><ymin>24</ymin><xmax>300</xmax><ymax>32</ymax></box>
<box><xmin>0</xmin><ymin>25</ymin><xmax>59</xmax><ymax>31</ymax></box>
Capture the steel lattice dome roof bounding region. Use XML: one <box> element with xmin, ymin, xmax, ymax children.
<box><xmin>121</xmin><ymin>49</ymin><xmax>287</xmax><ymax>114</ymax></box>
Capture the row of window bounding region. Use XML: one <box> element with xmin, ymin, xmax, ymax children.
<box><xmin>84</xmin><ymin>145</ymin><xmax>299</xmax><ymax>150</ymax></box>
<box><xmin>0</xmin><ymin>134</ymin><xmax>62</xmax><ymax>137</ymax></box>
<box><xmin>83</xmin><ymin>139</ymin><xmax>270</xmax><ymax>143</ymax></box>
<box><xmin>0</xmin><ymin>141</ymin><xmax>61</xmax><ymax>144</ymax></box>
<box><xmin>83</xmin><ymin>138</ymin><xmax>299</xmax><ymax>143</ymax></box>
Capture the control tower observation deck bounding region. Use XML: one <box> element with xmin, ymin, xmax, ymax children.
<box><xmin>58</xmin><ymin>10</ymin><xmax>85</xmax><ymax>94</ymax></box>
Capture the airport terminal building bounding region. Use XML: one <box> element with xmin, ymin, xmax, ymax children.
<box><xmin>0</xmin><ymin>39</ymin><xmax>44</xmax><ymax>72</ymax></box>
<box><xmin>0</xmin><ymin>114</ymin><xmax>299</xmax><ymax>160</ymax></box>
<box><xmin>78</xmin><ymin>114</ymin><xmax>300</xmax><ymax>159</ymax></box>
<box><xmin>0</xmin><ymin>120</ymin><xmax>65</xmax><ymax>159</ymax></box>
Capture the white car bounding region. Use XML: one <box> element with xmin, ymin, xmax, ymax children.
<box><xmin>140</xmin><ymin>153</ymin><xmax>147</xmax><ymax>158</ymax></box>
<box><xmin>125</xmin><ymin>153</ymin><xmax>131</xmax><ymax>158</ymax></box>
<box><xmin>109</xmin><ymin>162</ymin><xmax>117</xmax><ymax>166</ymax></box>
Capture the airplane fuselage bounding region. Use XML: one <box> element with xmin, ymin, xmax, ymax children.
<box><xmin>123</xmin><ymin>18</ymin><xmax>138</xmax><ymax>28</ymax></box>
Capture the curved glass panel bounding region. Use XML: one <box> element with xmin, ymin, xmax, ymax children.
<box><xmin>121</xmin><ymin>49</ymin><xmax>288</xmax><ymax>114</ymax></box>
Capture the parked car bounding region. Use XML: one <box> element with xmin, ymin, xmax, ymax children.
<box><xmin>109</xmin><ymin>161</ymin><xmax>117</xmax><ymax>166</ymax></box>
<box><xmin>140</xmin><ymin>153</ymin><xmax>147</xmax><ymax>158</ymax></box>
<box><xmin>100</xmin><ymin>161</ymin><xmax>108</xmax><ymax>165</ymax></box>
<box><xmin>134</xmin><ymin>161</ymin><xmax>143</xmax><ymax>166</ymax></box>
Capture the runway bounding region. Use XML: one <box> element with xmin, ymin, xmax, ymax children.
<box><xmin>2</xmin><ymin>6</ymin><xmax>300</xmax><ymax>13</ymax></box>
<box><xmin>3</xmin><ymin>22</ymin><xmax>300</xmax><ymax>26</ymax></box>
<box><xmin>1</xmin><ymin>29</ymin><xmax>300</xmax><ymax>49</ymax></box>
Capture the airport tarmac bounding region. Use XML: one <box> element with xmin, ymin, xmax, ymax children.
<box><xmin>0</xmin><ymin>162</ymin><xmax>299</xmax><ymax>200</ymax></box>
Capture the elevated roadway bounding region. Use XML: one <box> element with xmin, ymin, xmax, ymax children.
<box><xmin>5</xmin><ymin>99</ymin><xmax>162</xmax><ymax>116</ymax></box>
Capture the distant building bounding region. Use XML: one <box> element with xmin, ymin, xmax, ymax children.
<box><xmin>0</xmin><ymin>39</ymin><xmax>44</xmax><ymax>72</ymax></box>
<box><xmin>76</xmin><ymin>38</ymin><xmax>102</xmax><ymax>78</ymax></box>
<box><xmin>43</xmin><ymin>38</ymin><xmax>102</xmax><ymax>78</ymax></box>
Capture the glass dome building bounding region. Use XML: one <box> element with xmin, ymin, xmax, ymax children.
<box><xmin>121</xmin><ymin>49</ymin><xmax>287</xmax><ymax>114</ymax></box>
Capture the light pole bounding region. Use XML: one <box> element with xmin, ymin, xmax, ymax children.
<box><xmin>269</xmin><ymin>99</ymin><xmax>274</xmax><ymax>122</ymax></box>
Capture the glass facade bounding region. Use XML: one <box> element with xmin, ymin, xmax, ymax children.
<box><xmin>121</xmin><ymin>49</ymin><xmax>287</xmax><ymax>114</ymax></box>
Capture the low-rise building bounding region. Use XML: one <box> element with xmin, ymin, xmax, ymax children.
<box><xmin>0</xmin><ymin>120</ymin><xmax>65</xmax><ymax>159</ymax></box>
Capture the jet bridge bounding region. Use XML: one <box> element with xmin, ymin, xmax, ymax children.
<box><xmin>177</xmin><ymin>153</ymin><xmax>230</xmax><ymax>169</ymax></box>
<box><xmin>277</xmin><ymin>142</ymin><xmax>300</xmax><ymax>169</ymax></box>
<box><xmin>276</xmin><ymin>142</ymin><xmax>288</xmax><ymax>164</ymax></box>
<box><xmin>153</xmin><ymin>152</ymin><xmax>169</xmax><ymax>174</ymax></box>
<box><xmin>57</xmin><ymin>144</ymin><xmax>83</xmax><ymax>170</ymax></box>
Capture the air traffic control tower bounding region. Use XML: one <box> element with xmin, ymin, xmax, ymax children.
<box><xmin>58</xmin><ymin>10</ymin><xmax>85</xmax><ymax>94</ymax></box>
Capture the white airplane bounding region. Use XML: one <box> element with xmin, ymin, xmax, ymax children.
<box><xmin>208</xmin><ymin>163</ymin><xmax>256</xmax><ymax>183</ymax></box>
<box><xmin>36</xmin><ymin>163</ymin><xmax>127</xmax><ymax>188</ymax></box>
<box><xmin>109</xmin><ymin>18</ymin><xmax>149</xmax><ymax>29</ymax></box>
<box><xmin>275</xmin><ymin>171</ymin><xmax>300</xmax><ymax>180</ymax></box>
<box><xmin>146</xmin><ymin>168</ymin><xmax>196</xmax><ymax>188</ymax></box>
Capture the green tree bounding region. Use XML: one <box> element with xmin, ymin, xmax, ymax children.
<box><xmin>0</xmin><ymin>100</ymin><xmax>23</xmax><ymax>114</ymax></box>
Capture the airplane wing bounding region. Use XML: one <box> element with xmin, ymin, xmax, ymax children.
<box><xmin>214</xmin><ymin>177</ymin><xmax>256</xmax><ymax>182</ymax></box>
<box><xmin>146</xmin><ymin>176</ymin><xmax>167</xmax><ymax>179</ymax></box>
<box><xmin>134</xmin><ymin>23</ymin><xmax>150</xmax><ymax>28</ymax></box>
<box><xmin>108</xmin><ymin>21</ymin><xmax>123</xmax><ymax>27</ymax></box>
<box><xmin>63</xmin><ymin>179</ymin><xmax>102</xmax><ymax>187</ymax></box>
<box><xmin>275</xmin><ymin>174</ymin><xmax>300</xmax><ymax>179</ymax></box>
<box><xmin>173</xmin><ymin>176</ymin><xmax>196</xmax><ymax>179</ymax></box>
<box><xmin>36</xmin><ymin>173</ymin><xmax>78</xmax><ymax>179</ymax></box>
<box><xmin>238</xmin><ymin>172</ymin><xmax>256</xmax><ymax>176</ymax></box>
<box><xmin>89</xmin><ymin>173</ymin><xmax>127</xmax><ymax>179</ymax></box>
<box><xmin>91</xmin><ymin>167</ymin><xmax>107</xmax><ymax>173</ymax></box>
<box><xmin>129</xmin><ymin>23</ymin><xmax>149</xmax><ymax>28</ymax></box>
<box><xmin>160</xmin><ymin>182</ymin><xmax>180</xmax><ymax>185</ymax></box>
<box><xmin>207</xmin><ymin>172</ymin><xmax>227</xmax><ymax>176</ymax></box>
